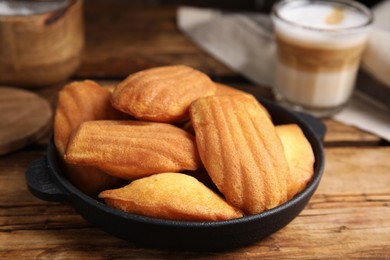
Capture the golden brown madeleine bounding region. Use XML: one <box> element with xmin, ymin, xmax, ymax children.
<box><xmin>182</xmin><ymin>83</ymin><xmax>269</xmax><ymax>135</ymax></box>
<box><xmin>54</xmin><ymin>80</ymin><xmax>127</xmax><ymax>155</ymax></box>
<box><xmin>54</xmin><ymin>80</ymin><xmax>127</xmax><ymax>196</ymax></box>
<box><xmin>99</xmin><ymin>173</ymin><xmax>243</xmax><ymax>221</ymax></box>
<box><xmin>111</xmin><ymin>65</ymin><xmax>216</xmax><ymax>123</ymax></box>
<box><xmin>214</xmin><ymin>83</ymin><xmax>271</xmax><ymax>120</ymax></box>
<box><xmin>65</xmin><ymin>120</ymin><xmax>201</xmax><ymax>179</ymax></box>
<box><xmin>276</xmin><ymin>124</ymin><xmax>315</xmax><ymax>199</ymax></box>
<box><xmin>190</xmin><ymin>94</ymin><xmax>289</xmax><ymax>215</ymax></box>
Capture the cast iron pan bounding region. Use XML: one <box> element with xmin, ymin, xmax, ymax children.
<box><xmin>25</xmin><ymin>97</ymin><xmax>326</xmax><ymax>251</ymax></box>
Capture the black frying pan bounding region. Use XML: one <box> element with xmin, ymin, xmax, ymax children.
<box><xmin>25</xmin><ymin>97</ymin><xmax>326</xmax><ymax>251</ymax></box>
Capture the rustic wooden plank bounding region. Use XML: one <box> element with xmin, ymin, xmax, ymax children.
<box><xmin>323</xmin><ymin>119</ymin><xmax>381</xmax><ymax>145</ymax></box>
<box><xmin>317</xmin><ymin>147</ymin><xmax>390</xmax><ymax>195</ymax></box>
<box><xmin>1</xmin><ymin>205</ymin><xmax>389</xmax><ymax>258</ymax></box>
<box><xmin>1</xmin><ymin>1</ymin><xmax>387</xmax><ymax>258</ymax></box>
<box><xmin>1</xmin><ymin>206</ymin><xmax>389</xmax><ymax>259</ymax></box>
<box><xmin>0</xmin><ymin>151</ymin><xmax>47</xmax><ymax>206</ymax></box>
<box><xmin>77</xmin><ymin>2</ymin><xmax>234</xmax><ymax>78</ymax></box>
<box><xmin>1</xmin><ymin>147</ymin><xmax>389</xmax><ymax>258</ymax></box>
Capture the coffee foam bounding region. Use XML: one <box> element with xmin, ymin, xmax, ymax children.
<box><xmin>278</xmin><ymin>3</ymin><xmax>369</xmax><ymax>30</ymax></box>
<box><xmin>273</xmin><ymin>2</ymin><xmax>371</xmax><ymax>48</ymax></box>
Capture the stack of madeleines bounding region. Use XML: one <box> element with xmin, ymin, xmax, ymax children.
<box><xmin>54</xmin><ymin>65</ymin><xmax>315</xmax><ymax>221</ymax></box>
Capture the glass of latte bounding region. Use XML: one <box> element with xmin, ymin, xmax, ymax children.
<box><xmin>271</xmin><ymin>0</ymin><xmax>373</xmax><ymax>117</ymax></box>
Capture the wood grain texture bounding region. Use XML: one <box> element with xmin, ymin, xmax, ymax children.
<box><xmin>76</xmin><ymin>1</ymin><xmax>233</xmax><ymax>79</ymax></box>
<box><xmin>1</xmin><ymin>147</ymin><xmax>389</xmax><ymax>258</ymax></box>
<box><xmin>1</xmin><ymin>1</ymin><xmax>388</xmax><ymax>257</ymax></box>
<box><xmin>323</xmin><ymin>119</ymin><xmax>381</xmax><ymax>145</ymax></box>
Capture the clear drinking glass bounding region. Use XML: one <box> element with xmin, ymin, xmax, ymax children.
<box><xmin>271</xmin><ymin>0</ymin><xmax>373</xmax><ymax>117</ymax></box>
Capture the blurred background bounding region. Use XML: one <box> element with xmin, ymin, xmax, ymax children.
<box><xmin>125</xmin><ymin>0</ymin><xmax>383</xmax><ymax>10</ymax></box>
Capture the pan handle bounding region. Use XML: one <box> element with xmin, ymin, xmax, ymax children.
<box><xmin>294</xmin><ymin>112</ymin><xmax>327</xmax><ymax>141</ymax></box>
<box><xmin>25</xmin><ymin>157</ymin><xmax>70</xmax><ymax>202</ymax></box>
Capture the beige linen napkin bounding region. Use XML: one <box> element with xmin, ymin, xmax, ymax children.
<box><xmin>334</xmin><ymin>0</ymin><xmax>390</xmax><ymax>140</ymax></box>
<box><xmin>177</xmin><ymin>3</ymin><xmax>390</xmax><ymax>141</ymax></box>
<box><xmin>177</xmin><ymin>7</ymin><xmax>275</xmax><ymax>87</ymax></box>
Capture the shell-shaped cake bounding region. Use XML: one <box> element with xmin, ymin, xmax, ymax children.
<box><xmin>213</xmin><ymin>83</ymin><xmax>271</xmax><ymax>119</ymax></box>
<box><xmin>54</xmin><ymin>80</ymin><xmax>127</xmax><ymax>154</ymax></box>
<box><xmin>276</xmin><ymin>124</ymin><xmax>315</xmax><ymax>199</ymax></box>
<box><xmin>54</xmin><ymin>80</ymin><xmax>127</xmax><ymax>195</ymax></box>
<box><xmin>111</xmin><ymin>65</ymin><xmax>216</xmax><ymax>123</ymax></box>
<box><xmin>64</xmin><ymin>120</ymin><xmax>201</xmax><ymax>179</ymax></box>
<box><xmin>190</xmin><ymin>94</ymin><xmax>290</xmax><ymax>215</ymax></box>
<box><xmin>99</xmin><ymin>173</ymin><xmax>243</xmax><ymax>221</ymax></box>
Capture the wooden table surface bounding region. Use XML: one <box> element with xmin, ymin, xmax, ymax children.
<box><xmin>1</xmin><ymin>1</ymin><xmax>390</xmax><ymax>259</ymax></box>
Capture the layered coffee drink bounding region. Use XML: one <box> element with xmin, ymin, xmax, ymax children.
<box><xmin>272</xmin><ymin>0</ymin><xmax>372</xmax><ymax>117</ymax></box>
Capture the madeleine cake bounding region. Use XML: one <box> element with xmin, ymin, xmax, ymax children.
<box><xmin>111</xmin><ymin>65</ymin><xmax>216</xmax><ymax>123</ymax></box>
<box><xmin>190</xmin><ymin>94</ymin><xmax>289</xmax><ymax>214</ymax></box>
<box><xmin>64</xmin><ymin>120</ymin><xmax>201</xmax><ymax>179</ymax></box>
<box><xmin>99</xmin><ymin>173</ymin><xmax>243</xmax><ymax>221</ymax></box>
<box><xmin>55</xmin><ymin>80</ymin><xmax>127</xmax><ymax>155</ymax></box>
<box><xmin>276</xmin><ymin>124</ymin><xmax>315</xmax><ymax>199</ymax></box>
<box><xmin>54</xmin><ymin>80</ymin><xmax>127</xmax><ymax>195</ymax></box>
<box><xmin>213</xmin><ymin>83</ymin><xmax>271</xmax><ymax>119</ymax></box>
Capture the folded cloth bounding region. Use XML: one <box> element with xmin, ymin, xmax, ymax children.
<box><xmin>334</xmin><ymin>0</ymin><xmax>390</xmax><ymax>140</ymax></box>
<box><xmin>334</xmin><ymin>92</ymin><xmax>390</xmax><ymax>141</ymax></box>
<box><xmin>361</xmin><ymin>28</ymin><xmax>390</xmax><ymax>90</ymax></box>
<box><xmin>177</xmin><ymin>6</ymin><xmax>275</xmax><ymax>87</ymax></box>
<box><xmin>177</xmin><ymin>4</ymin><xmax>390</xmax><ymax>141</ymax></box>
<box><xmin>371</xmin><ymin>0</ymin><xmax>390</xmax><ymax>31</ymax></box>
<box><xmin>356</xmin><ymin>0</ymin><xmax>390</xmax><ymax>110</ymax></box>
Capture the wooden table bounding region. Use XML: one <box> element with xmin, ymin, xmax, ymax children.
<box><xmin>1</xmin><ymin>1</ymin><xmax>389</xmax><ymax>258</ymax></box>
